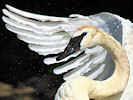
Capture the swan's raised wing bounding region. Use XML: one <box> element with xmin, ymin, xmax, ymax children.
<box><xmin>2</xmin><ymin>5</ymin><xmax>93</xmax><ymax>56</ymax></box>
<box><xmin>2</xmin><ymin>5</ymin><xmax>123</xmax><ymax>81</ymax></box>
<box><xmin>2</xmin><ymin>5</ymin><xmax>69</xmax><ymax>56</ymax></box>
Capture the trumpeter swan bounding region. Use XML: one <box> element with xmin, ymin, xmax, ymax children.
<box><xmin>2</xmin><ymin>5</ymin><xmax>133</xmax><ymax>100</ymax></box>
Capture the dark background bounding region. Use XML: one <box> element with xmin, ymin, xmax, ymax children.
<box><xmin>0</xmin><ymin>0</ymin><xmax>133</xmax><ymax>100</ymax></box>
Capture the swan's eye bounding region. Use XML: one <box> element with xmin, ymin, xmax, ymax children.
<box><xmin>82</xmin><ymin>32</ymin><xmax>87</xmax><ymax>36</ymax></box>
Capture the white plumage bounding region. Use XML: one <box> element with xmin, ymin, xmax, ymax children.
<box><xmin>2</xmin><ymin>5</ymin><xmax>133</xmax><ymax>100</ymax></box>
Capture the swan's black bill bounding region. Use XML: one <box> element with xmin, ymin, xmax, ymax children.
<box><xmin>56</xmin><ymin>32</ymin><xmax>87</xmax><ymax>61</ymax></box>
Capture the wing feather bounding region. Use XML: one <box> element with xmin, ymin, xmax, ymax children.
<box><xmin>5</xmin><ymin>4</ymin><xmax>68</xmax><ymax>22</ymax></box>
<box><xmin>5</xmin><ymin>24</ymin><xmax>67</xmax><ymax>41</ymax></box>
<box><xmin>28</xmin><ymin>44</ymin><xmax>66</xmax><ymax>52</ymax></box>
<box><xmin>53</xmin><ymin>52</ymin><xmax>91</xmax><ymax>75</ymax></box>
<box><xmin>3</xmin><ymin>16</ymin><xmax>63</xmax><ymax>35</ymax></box>
<box><xmin>2</xmin><ymin>9</ymin><xmax>63</xmax><ymax>34</ymax></box>
<box><xmin>44</xmin><ymin>50</ymin><xmax>84</xmax><ymax>65</ymax></box>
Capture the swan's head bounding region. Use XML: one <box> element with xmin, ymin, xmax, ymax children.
<box><xmin>57</xmin><ymin>26</ymin><xmax>98</xmax><ymax>61</ymax></box>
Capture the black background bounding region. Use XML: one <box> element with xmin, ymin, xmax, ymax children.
<box><xmin>0</xmin><ymin>0</ymin><xmax>133</xmax><ymax>100</ymax></box>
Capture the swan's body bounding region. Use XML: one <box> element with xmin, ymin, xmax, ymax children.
<box><xmin>55</xmin><ymin>26</ymin><xmax>130</xmax><ymax>100</ymax></box>
<box><xmin>2</xmin><ymin>5</ymin><xmax>133</xmax><ymax>100</ymax></box>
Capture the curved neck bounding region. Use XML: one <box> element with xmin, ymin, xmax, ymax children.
<box><xmin>54</xmin><ymin>31</ymin><xmax>130</xmax><ymax>100</ymax></box>
<box><xmin>89</xmin><ymin>31</ymin><xmax>130</xmax><ymax>99</ymax></box>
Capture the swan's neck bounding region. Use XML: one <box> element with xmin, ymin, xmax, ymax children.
<box><xmin>55</xmin><ymin>31</ymin><xmax>130</xmax><ymax>100</ymax></box>
<box><xmin>89</xmin><ymin>31</ymin><xmax>130</xmax><ymax>98</ymax></box>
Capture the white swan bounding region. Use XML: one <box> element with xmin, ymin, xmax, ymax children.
<box><xmin>55</xmin><ymin>26</ymin><xmax>130</xmax><ymax>100</ymax></box>
<box><xmin>2</xmin><ymin>5</ymin><xmax>133</xmax><ymax>99</ymax></box>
